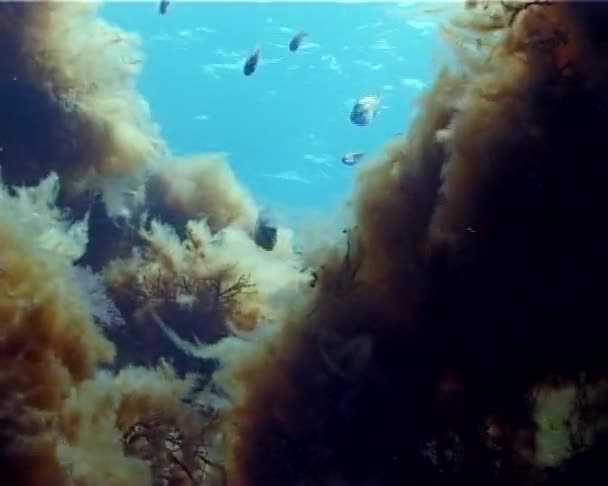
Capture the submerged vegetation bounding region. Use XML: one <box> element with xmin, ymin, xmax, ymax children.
<box><xmin>1</xmin><ymin>1</ymin><xmax>608</xmax><ymax>485</ymax></box>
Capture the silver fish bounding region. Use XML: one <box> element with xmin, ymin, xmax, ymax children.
<box><xmin>341</xmin><ymin>152</ymin><xmax>365</xmax><ymax>166</ymax></box>
<box><xmin>350</xmin><ymin>95</ymin><xmax>381</xmax><ymax>126</ymax></box>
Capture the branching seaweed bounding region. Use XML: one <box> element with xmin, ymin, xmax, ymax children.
<box><xmin>501</xmin><ymin>0</ymin><xmax>554</xmax><ymax>27</ymax></box>
<box><xmin>309</xmin><ymin>227</ymin><xmax>361</xmax><ymax>311</ymax></box>
<box><xmin>137</xmin><ymin>266</ymin><xmax>256</xmax><ymax>318</ymax></box>
<box><xmin>218</xmin><ymin>273</ymin><xmax>256</xmax><ymax>307</ymax></box>
<box><xmin>122</xmin><ymin>414</ymin><xmax>227</xmax><ymax>486</ymax></box>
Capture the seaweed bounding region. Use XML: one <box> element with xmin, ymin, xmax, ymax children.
<box><xmin>122</xmin><ymin>414</ymin><xmax>226</xmax><ymax>486</ymax></box>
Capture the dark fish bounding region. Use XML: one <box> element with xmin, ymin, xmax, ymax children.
<box><xmin>289</xmin><ymin>31</ymin><xmax>308</xmax><ymax>52</ymax></box>
<box><xmin>159</xmin><ymin>0</ymin><xmax>170</xmax><ymax>15</ymax></box>
<box><xmin>349</xmin><ymin>95</ymin><xmax>381</xmax><ymax>126</ymax></box>
<box><xmin>243</xmin><ymin>46</ymin><xmax>261</xmax><ymax>76</ymax></box>
<box><xmin>341</xmin><ymin>152</ymin><xmax>365</xmax><ymax>166</ymax></box>
<box><xmin>254</xmin><ymin>210</ymin><xmax>277</xmax><ymax>251</ymax></box>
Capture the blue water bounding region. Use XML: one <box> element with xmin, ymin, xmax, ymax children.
<box><xmin>101</xmin><ymin>2</ymin><xmax>435</xmax><ymax>213</ymax></box>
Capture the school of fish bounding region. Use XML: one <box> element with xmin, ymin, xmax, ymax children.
<box><xmin>159</xmin><ymin>1</ymin><xmax>397</xmax><ymax>167</ymax></box>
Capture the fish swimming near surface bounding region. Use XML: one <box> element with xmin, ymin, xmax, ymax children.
<box><xmin>243</xmin><ymin>46</ymin><xmax>261</xmax><ymax>76</ymax></box>
<box><xmin>341</xmin><ymin>152</ymin><xmax>365</xmax><ymax>166</ymax></box>
<box><xmin>159</xmin><ymin>0</ymin><xmax>170</xmax><ymax>15</ymax></box>
<box><xmin>350</xmin><ymin>95</ymin><xmax>381</xmax><ymax>126</ymax></box>
<box><xmin>254</xmin><ymin>209</ymin><xmax>277</xmax><ymax>251</ymax></box>
<box><xmin>289</xmin><ymin>31</ymin><xmax>308</xmax><ymax>52</ymax></box>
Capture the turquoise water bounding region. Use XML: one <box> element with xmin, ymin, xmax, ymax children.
<box><xmin>101</xmin><ymin>2</ymin><xmax>435</xmax><ymax>212</ymax></box>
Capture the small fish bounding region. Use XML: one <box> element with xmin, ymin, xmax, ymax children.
<box><xmin>341</xmin><ymin>152</ymin><xmax>365</xmax><ymax>166</ymax></box>
<box><xmin>350</xmin><ymin>95</ymin><xmax>381</xmax><ymax>126</ymax></box>
<box><xmin>159</xmin><ymin>0</ymin><xmax>170</xmax><ymax>15</ymax></box>
<box><xmin>254</xmin><ymin>209</ymin><xmax>277</xmax><ymax>251</ymax></box>
<box><xmin>289</xmin><ymin>31</ymin><xmax>308</xmax><ymax>52</ymax></box>
<box><xmin>243</xmin><ymin>46</ymin><xmax>261</xmax><ymax>76</ymax></box>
